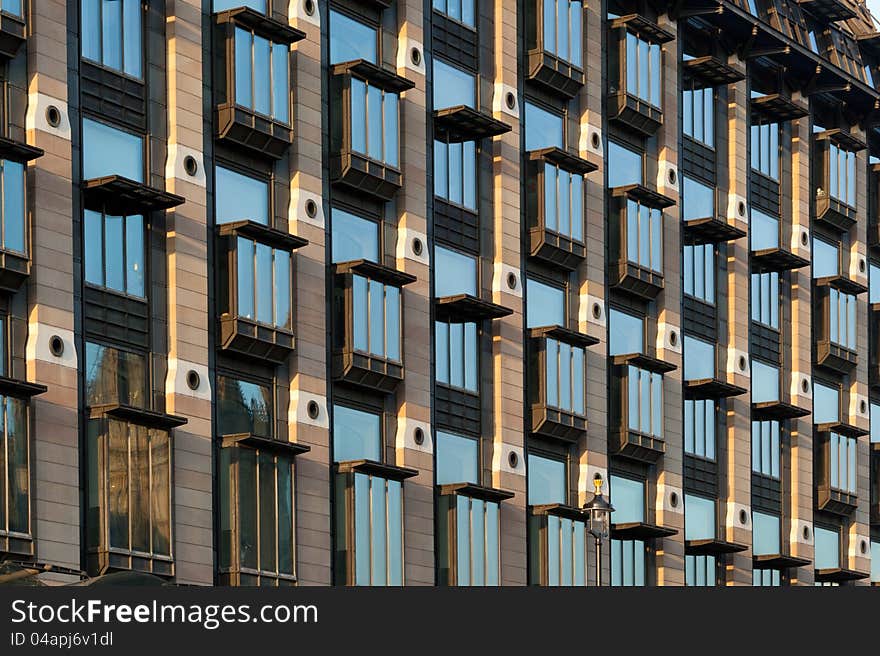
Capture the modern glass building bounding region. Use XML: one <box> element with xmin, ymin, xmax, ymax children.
<box><xmin>0</xmin><ymin>0</ymin><xmax>878</xmax><ymax>586</ymax></box>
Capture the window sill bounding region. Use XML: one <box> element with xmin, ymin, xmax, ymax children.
<box><xmin>815</xmin><ymin>194</ymin><xmax>857</xmax><ymax>232</ymax></box>
<box><xmin>750</xmin><ymin>247</ymin><xmax>810</xmax><ymax>273</ymax></box>
<box><xmin>612</xmin><ymin>352</ymin><xmax>677</xmax><ymax>375</ymax></box>
<box><xmin>816</xmin><ymin>341</ymin><xmax>857</xmax><ymax>375</ymax></box>
<box><xmin>529</xmin><ymin>147</ymin><xmax>597</xmax><ymax>175</ymax></box>
<box><xmin>218</xmin><ymin>220</ymin><xmax>308</xmax><ymax>252</ymax></box>
<box><xmin>335</xmin><ymin>459</ymin><xmax>418</xmax><ymax>482</ymax></box>
<box><xmin>0</xmin><ymin>135</ymin><xmax>43</xmax><ymax>163</ymax></box>
<box><xmin>529</xmin><ymin>325</ymin><xmax>599</xmax><ymax>349</ymax></box>
<box><xmin>609</xmin><ymin>260</ymin><xmax>664</xmax><ymax>300</ymax></box>
<box><xmin>334</xmin><ymin>259</ymin><xmax>417</xmax><ymax>287</ymax></box>
<box><xmin>219</xmin><ymin>315</ymin><xmax>295</xmax><ymax>364</ymax></box>
<box><xmin>685</xmin><ymin>538</ymin><xmax>748</xmax><ymax>556</ymax></box>
<box><xmin>215</xmin><ymin>6</ymin><xmax>306</xmax><ymax>44</ymax></box>
<box><xmin>814</xmin><ymin>275</ymin><xmax>868</xmax><ymax>296</ymax></box>
<box><xmin>610</xmin><ymin>428</ymin><xmax>666</xmax><ymax>464</ymax></box>
<box><xmin>529</xmin><ymin>503</ymin><xmax>588</xmax><ymax>523</ymax></box>
<box><xmin>0</xmin><ymin>531</ymin><xmax>34</xmax><ymax>558</ymax></box>
<box><xmin>611</xmin><ymin>184</ymin><xmax>676</xmax><ymax>210</ymax></box>
<box><xmin>750</xmin><ymin>93</ymin><xmax>809</xmax><ymax>122</ymax></box>
<box><xmin>681</xmin><ymin>55</ymin><xmax>745</xmax><ymax>88</ymax></box>
<box><xmin>87</xmin><ymin>548</ymin><xmax>174</xmax><ymax>579</ymax></box>
<box><xmin>82</xmin><ymin>175</ymin><xmax>185</xmax><ymax>215</ymax></box>
<box><xmin>433</xmin><ymin>105</ymin><xmax>512</xmax><ymax>143</ymax></box>
<box><xmin>438</xmin><ymin>482</ymin><xmax>514</xmax><ymax>504</ymax></box>
<box><xmin>610</xmin><ymin>14</ymin><xmax>675</xmax><ymax>43</ymax></box>
<box><xmin>752</xmin><ymin>554</ymin><xmax>810</xmax><ymax>569</ymax></box>
<box><xmin>0</xmin><ymin>375</ymin><xmax>47</xmax><ymax>399</ymax></box>
<box><xmin>435</xmin><ymin>294</ymin><xmax>513</xmax><ymax>322</ymax></box>
<box><xmin>608</xmin><ymin>91</ymin><xmax>663</xmax><ymax>137</ymax></box>
<box><xmin>530</xmin><ymin>403</ymin><xmax>587</xmax><ymax>444</ymax></box>
<box><xmin>0</xmin><ymin>11</ymin><xmax>25</xmax><ymax>59</ymax></box>
<box><xmin>526</xmin><ymin>48</ymin><xmax>585</xmax><ymax>99</ymax></box>
<box><xmin>684</xmin><ymin>377</ymin><xmax>748</xmax><ymax>400</ymax></box>
<box><xmin>216</xmin><ymin>103</ymin><xmax>292</xmax><ymax>159</ymax></box>
<box><xmin>814</xmin><ymin>567</ymin><xmax>869</xmax><ymax>583</ymax></box>
<box><xmin>751</xmin><ymin>400</ymin><xmax>811</xmax><ymax>421</ymax></box>
<box><xmin>331</xmin><ymin>149</ymin><xmax>404</xmax><ymax>201</ymax></box>
<box><xmin>611</xmin><ymin>522</ymin><xmax>677</xmax><ymax>540</ymax></box>
<box><xmin>683</xmin><ymin>215</ymin><xmax>747</xmax><ymax>245</ymax></box>
<box><xmin>88</xmin><ymin>403</ymin><xmax>187</xmax><ymax>430</ymax></box>
<box><xmin>332</xmin><ymin>59</ymin><xmax>415</xmax><ymax>93</ymax></box>
<box><xmin>220</xmin><ymin>433</ymin><xmax>310</xmax><ymax>457</ymax></box>
<box><xmin>0</xmin><ymin>249</ymin><xmax>30</xmax><ymax>293</ymax></box>
<box><xmin>815</xmin><ymin>421</ymin><xmax>869</xmax><ymax>438</ymax></box>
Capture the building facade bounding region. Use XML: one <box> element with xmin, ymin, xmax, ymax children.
<box><xmin>0</xmin><ymin>0</ymin><xmax>878</xmax><ymax>586</ymax></box>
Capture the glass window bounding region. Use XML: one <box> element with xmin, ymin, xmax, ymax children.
<box><xmin>233</xmin><ymin>27</ymin><xmax>289</xmax><ymax>124</ymax></box>
<box><xmin>85</xmin><ymin>342</ymin><xmax>146</xmax><ymax>409</ymax></box>
<box><xmin>751</xmin><ymin>360</ymin><xmax>779</xmax><ymax>404</ymax></box>
<box><xmin>753</xmin><ymin>569</ymin><xmax>781</xmax><ymax>586</ymax></box>
<box><xmin>624</xmin><ymin>31</ymin><xmax>661</xmax><ymax>107</ymax></box>
<box><xmin>436</xmin><ymin>430</ymin><xmax>479</xmax><ymax>485</ymax></box>
<box><xmin>544</xmin><ymin>338</ymin><xmax>586</xmax><ymax>416</ymax></box>
<box><xmin>349</xmin><ymin>78</ymin><xmax>400</xmax><ymax>167</ymax></box>
<box><xmin>610</xmin><ymin>538</ymin><xmax>646</xmax><ymax>586</ymax></box>
<box><xmin>870</xmin><ymin>262</ymin><xmax>879</xmax><ymax>304</ymax></box>
<box><xmin>750</xmin><ymin>122</ymin><xmax>779</xmax><ymax>180</ymax></box>
<box><xmin>813</xmin><ymin>381</ymin><xmax>840</xmax><ymax>424</ymax></box>
<box><xmin>527</xmin><ymin>454</ymin><xmax>566</xmax><ymax>505</ymax></box>
<box><xmin>607</xmin><ymin>141</ymin><xmax>642</xmax><ymax>187</ymax></box>
<box><xmin>81</xmin><ymin>0</ymin><xmax>142</xmax><ymax>78</ymax></box>
<box><xmin>1</xmin><ymin>0</ymin><xmax>22</xmax><ymax>17</ymax></box>
<box><xmin>214</xmin><ymin>0</ymin><xmax>266</xmax><ymax>11</ymax></box>
<box><xmin>432</xmin><ymin>0</ymin><xmax>476</xmax><ymax>28</ymax></box>
<box><xmin>435</xmin><ymin>246</ymin><xmax>478</xmax><ymax>297</ymax></box>
<box><xmin>608</xmin><ymin>308</ymin><xmax>644</xmax><ymax>355</ymax></box>
<box><xmin>684</xmin><ymin>494</ymin><xmax>715</xmax><ymax>541</ymax></box>
<box><xmin>0</xmin><ymin>397</ymin><xmax>29</xmax><ymax>536</ymax></box>
<box><xmin>681</xmin><ymin>176</ymin><xmax>715</xmax><ymax>221</ymax></box>
<box><xmin>89</xmin><ymin>419</ymin><xmax>171</xmax><ymax>557</ymax></box>
<box><xmin>351</xmin><ymin>274</ymin><xmax>401</xmax><ymax>362</ymax></box>
<box><xmin>82</xmin><ymin>118</ymin><xmax>143</xmax><ymax>182</ymax></box>
<box><xmin>333</xmin><ymin>405</ymin><xmax>381</xmax><ymax>463</ymax></box>
<box><xmin>813</xmin><ymin>526</ymin><xmax>840</xmax><ymax>570</ymax></box>
<box><xmin>751</xmin><ymin>272</ymin><xmax>779</xmax><ymax>328</ymax></box>
<box><xmin>684</xmin><ymin>336</ymin><xmax>715</xmax><ymax>381</ymax></box>
<box><xmin>349</xmin><ymin>471</ymin><xmax>403</xmax><ymax>585</ymax></box>
<box><xmin>526</xmin><ymin>278</ymin><xmax>565</xmax><ymax>329</ymax></box>
<box><xmin>871</xmin><ymin>541</ymin><xmax>880</xmax><ymax>583</ymax></box>
<box><xmin>524</xmin><ymin>102</ymin><xmax>564</xmax><ymax>151</ymax></box>
<box><xmin>433</xmin><ymin>59</ymin><xmax>475</xmax><ymax>110</ymax></box>
<box><xmin>610</xmin><ymin>475</ymin><xmax>644</xmax><ymax>524</ymax></box>
<box><xmin>828</xmin><ymin>432</ymin><xmax>856</xmax><ymax>493</ymax></box>
<box><xmin>827</xmin><ymin>287</ymin><xmax>857</xmax><ymax>350</ymax></box>
<box><xmin>543</xmin><ymin>0</ymin><xmax>583</xmax><ymax>67</ymax></box>
<box><xmin>752</xmin><ymin>511</ymin><xmax>781</xmax><ymax>556</ymax></box>
<box><xmin>813</xmin><ymin>238</ymin><xmax>839</xmax><ymax>278</ymax></box>
<box><xmin>684</xmin><ymin>244</ymin><xmax>715</xmax><ymax>304</ymax></box>
<box><xmin>434</xmin><ymin>140</ymin><xmax>477</xmax><ymax>210</ymax></box>
<box><xmin>750</xmin><ymin>209</ymin><xmax>779</xmax><ymax>251</ymax></box>
<box><xmin>627</xmin><ymin>366</ymin><xmax>663</xmax><ymax>438</ymax></box>
<box><xmin>451</xmin><ymin>494</ymin><xmax>499</xmax><ymax>585</ymax></box>
<box><xmin>216</xmin><ymin>375</ymin><xmax>272</xmax><ymax>438</ymax></box>
<box><xmin>828</xmin><ymin>143</ymin><xmax>856</xmax><ymax>207</ymax></box>
<box><xmin>329</xmin><ymin>9</ymin><xmax>377</xmax><ymax>64</ymax></box>
<box><xmin>542</xmin><ymin>161</ymin><xmax>584</xmax><ymax>242</ymax></box>
<box><xmin>685</xmin><ymin>554</ymin><xmax>716</xmax><ymax>586</ymax></box>
<box><xmin>0</xmin><ymin>160</ymin><xmax>25</xmax><ymax>254</ymax></box>
<box><xmin>625</xmin><ymin>199</ymin><xmax>662</xmax><ymax>273</ymax></box>
<box><xmin>235</xmin><ymin>237</ymin><xmax>292</xmax><ymax>330</ymax></box>
<box><xmin>871</xmin><ymin>402</ymin><xmax>879</xmax><ymax>444</ymax></box>
<box><xmin>215</xmin><ymin>167</ymin><xmax>269</xmax><ymax>226</ymax></box>
<box><xmin>543</xmin><ymin>511</ymin><xmax>588</xmax><ymax>585</ymax></box>
<box><xmin>435</xmin><ymin>321</ymin><xmax>478</xmax><ymax>392</ymax></box>
<box><xmin>331</xmin><ymin>209</ymin><xmax>379</xmax><ymax>264</ymax></box>
<box><xmin>84</xmin><ymin>210</ymin><xmax>145</xmax><ymax>297</ymax></box>
<box><xmin>682</xmin><ymin>87</ymin><xmax>714</xmax><ymax>146</ymax></box>
<box><xmin>751</xmin><ymin>420</ymin><xmax>780</xmax><ymax>478</ymax></box>
<box><xmin>218</xmin><ymin>447</ymin><xmax>296</xmax><ymax>583</ymax></box>
<box><xmin>685</xmin><ymin>399</ymin><xmax>716</xmax><ymax>460</ymax></box>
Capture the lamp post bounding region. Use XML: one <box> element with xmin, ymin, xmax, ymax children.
<box><xmin>583</xmin><ymin>474</ymin><xmax>614</xmax><ymax>586</ymax></box>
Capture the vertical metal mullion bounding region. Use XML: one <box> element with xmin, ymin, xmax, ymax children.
<box><xmin>126</xmin><ymin>424</ymin><xmax>133</xmax><ymax>552</ymax></box>
<box><xmin>2</xmin><ymin>400</ymin><xmax>7</xmax><ymax>532</ymax></box>
<box><xmin>147</xmin><ymin>429</ymin><xmax>154</xmax><ymax>556</ymax></box>
<box><xmin>273</xmin><ymin>455</ymin><xmax>280</xmax><ymax>575</ymax></box>
<box><xmin>0</xmin><ymin>163</ymin><xmax>6</xmax><ymax>248</ymax></box>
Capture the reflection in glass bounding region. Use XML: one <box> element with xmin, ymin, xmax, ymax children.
<box><xmin>684</xmin><ymin>336</ymin><xmax>715</xmax><ymax>381</ymax></box>
<box><xmin>333</xmin><ymin>405</ymin><xmax>381</xmax><ymax>462</ymax></box>
<box><xmin>610</xmin><ymin>475</ymin><xmax>644</xmax><ymax>524</ymax></box>
<box><xmin>684</xmin><ymin>494</ymin><xmax>715</xmax><ymax>541</ymax></box>
<box><xmin>216</xmin><ymin>167</ymin><xmax>269</xmax><ymax>225</ymax></box>
<box><xmin>526</xmin><ymin>278</ymin><xmax>565</xmax><ymax>328</ymax></box>
<box><xmin>216</xmin><ymin>375</ymin><xmax>273</xmax><ymax>438</ymax></box>
<box><xmin>607</xmin><ymin>141</ymin><xmax>642</xmax><ymax>187</ymax></box>
<box><xmin>436</xmin><ymin>431</ymin><xmax>479</xmax><ymax>485</ymax></box>
<box><xmin>813</xmin><ymin>381</ymin><xmax>839</xmax><ymax>424</ymax></box>
<box><xmin>0</xmin><ymin>160</ymin><xmax>25</xmax><ymax>254</ymax></box>
<box><xmin>524</xmin><ymin>102</ymin><xmax>564</xmax><ymax>151</ymax></box>
<box><xmin>433</xmin><ymin>59</ymin><xmax>475</xmax><ymax>109</ymax></box>
<box><xmin>83</xmin><ymin>119</ymin><xmax>143</xmax><ymax>182</ymax></box>
<box><xmin>813</xmin><ymin>526</ymin><xmax>839</xmax><ymax>570</ymax></box>
<box><xmin>331</xmin><ymin>209</ymin><xmax>379</xmax><ymax>263</ymax></box>
<box><xmin>608</xmin><ymin>308</ymin><xmax>644</xmax><ymax>355</ymax></box>
<box><xmin>435</xmin><ymin>246</ymin><xmax>477</xmax><ymax>297</ymax></box>
<box><xmin>751</xmin><ymin>360</ymin><xmax>779</xmax><ymax>403</ymax></box>
<box><xmin>329</xmin><ymin>10</ymin><xmax>377</xmax><ymax>64</ymax></box>
<box><xmin>527</xmin><ymin>454</ymin><xmax>566</xmax><ymax>505</ymax></box>
<box><xmin>85</xmin><ymin>342</ymin><xmax>146</xmax><ymax>408</ymax></box>
<box><xmin>435</xmin><ymin>321</ymin><xmax>478</xmax><ymax>392</ymax></box>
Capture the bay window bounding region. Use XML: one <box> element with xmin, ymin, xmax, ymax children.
<box><xmin>828</xmin><ymin>432</ymin><xmax>857</xmax><ymax>494</ymax></box>
<box><xmin>232</xmin><ymin>26</ymin><xmax>289</xmax><ymax>124</ymax></box>
<box><xmin>826</xmin><ymin>286</ymin><xmax>857</xmax><ymax>351</ymax></box>
<box><xmin>751</xmin><ymin>420</ymin><xmax>780</xmax><ymax>478</ymax></box>
<box><xmin>627</xmin><ymin>365</ymin><xmax>663</xmax><ymax>439</ymax></box>
<box><xmin>542</xmin><ymin>338</ymin><xmax>585</xmax><ymax>416</ymax></box>
<box><xmin>84</xmin><ymin>210</ymin><xmax>145</xmax><ymax>298</ymax></box>
<box><xmin>828</xmin><ymin>142</ymin><xmax>856</xmax><ymax>207</ymax></box>
<box><xmin>542</xmin><ymin>0</ymin><xmax>582</xmax><ymax>68</ymax></box>
<box><xmin>682</xmin><ymin>86</ymin><xmax>713</xmax><ymax>146</ymax></box>
<box><xmin>750</xmin><ymin>121</ymin><xmax>780</xmax><ymax>180</ymax></box>
<box><xmin>232</xmin><ymin>237</ymin><xmax>292</xmax><ymax>331</ymax></box>
<box><xmin>350</xmin><ymin>77</ymin><xmax>399</xmax><ymax>168</ymax></box>
<box><xmin>685</xmin><ymin>399</ymin><xmax>716</xmax><ymax>460</ymax></box>
<box><xmin>684</xmin><ymin>244</ymin><xmax>715</xmax><ymax>303</ymax></box>
<box><xmin>751</xmin><ymin>272</ymin><xmax>779</xmax><ymax>328</ymax></box>
<box><xmin>526</xmin><ymin>0</ymin><xmax>585</xmax><ymax>97</ymax></box>
<box><xmin>434</xmin><ymin>140</ymin><xmax>476</xmax><ymax>211</ymax></box>
<box><xmin>625</xmin><ymin>199</ymin><xmax>663</xmax><ymax>273</ymax></box>
<box><xmin>435</xmin><ymin>321</ymin><xmax>478</xmax><ymax>393</ymax></box>
<box><xmin>81</xmin><ymin>0</ymin><xmax>143</xmax><ymax>79</ymax></box>
<box><xmin>541</xmin><ymin>161</ymin><xmax>584</xmax><ymax>243</ymax></box>
<box><xmin>351</xmin><ymin>274</ymin><xmax>402</xmax><ymax>361</ymax></box>
<box><xmin>624</xmin><ymin>31</ymin><xmax>661</xmax><ymax>108</ymax></box>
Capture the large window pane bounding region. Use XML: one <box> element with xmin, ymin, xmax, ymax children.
<box><xmin>814</xmin><ymin>526</ymin><xmax>839</xmax><ymax>570</ymax></box>
<box><xmin>83</xmin><ymin>119</ymin><xmax>143</xmax><ymax>182</ymax></box>
<box><xmin>526</xmin><ymin>278</ymin><xmax>565</xmax><ymax>328</ymax></box>
<box><xmin>215</xmin><ymin>167</ymin><xmax>269</xmax><ymax>225</ymax></box>
<box><xmin>684</xmin><ymin>336</ymin><xmax>715</xmax><ymax>381</ymax></box>
<box><xmin>527</xmin><ymin>454</ymin><xmax>566</xmax><ymax>505</ymax></box>
<box><xmin>813</xmin><ymin>381</ymin><xmax>839</xmax><ymax>424</ymax></box>
<box><xmin>436</xmin><ymin>431</ymin><xmax>479</xmax><ymax>485</ymax></box>
<box><xmin>329</xmin><ymin>10</ymin><xmax>377</xmax><ymax>64</ymax></box>
<box><xmin>333</xmin><ymin>405</ymin><xmax>381</xmax><ymax>463</ymax></box>
<box><xmin>684</xmin><ymin>494</ymin><xmax>715</xmax><ymax>541</ymax></box>
<box><xmin>433</xmin><ymin>59</ymin><xmax>475</xmax><ymax>109</ymax></box>
<box><xmin>85</xmin><ymin>342</ymin><xmax>146</xmax><ymax>408</ymax></box>
<box><xmin>610</xmin><ymin>475</ymin><xmax>645</xmax><ymax>524</ymax></box>
<box><xmin>435</xmin><ymin>246</ymin><xmax>477</xmax><ymax>297</ymax></box>
<box><xmin>608</xmin><ymin>308</ymin><xmax>643</xmax><ymax>355</ymax></box>
<box><xmin>524</xmin><ymin>102</ymin><xmax>564</xmax><ymax>151</ymax></box>
<box><xmin>751</xmin><ymin>360</ymin><xmax>779</xmax><ymax>403</ymax></box>
<box><xmin>752</xmin><ymin>511</ymin><xmax>780</xmax><ymax>556</ymax></box>
<box><xmin>331</xmin><ymin>209</ymin><xmax>379</xmax><ymax>263</ymax></box>
<box><xmin>608</xmin><ymin>141</ymin><xmax>642</xmax><ymax>187</ymax></box>
<box><xmin>216</xmin><ymin>375</ymin><xmax>272</xmax><ymax>438</ymax></box>
<box><xmin>750</xmin><ymin>209</ymin><xmax>779</xmax><ymax>251</ymax></box>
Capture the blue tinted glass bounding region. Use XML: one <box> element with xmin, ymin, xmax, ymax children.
<box><xmin>216</xmin><ymin>167</ymin><xmax>268</xmax><ymax>225</ymax></box>
<box><xmin>84</xmin><ymin>210</ymin><xmax>104</xmax><ymax>287</ymax></box>
<box><xmin>333</xmin><ymin>405</ymin><xmax>381</xmax><ymax>462</ymax></box>
<box><xmin>524</xmin><ymin>102</ymin><xmax>564</xmax><ymax>150</ymax></box>
<box><xmin>751</xmin><ymin>360</ymin><xmax>779</xmax><ymax>403</ymax></box>
<box><xmin>608</xmin><ymin>308</ymin><xmax>644</xmax><ymax>355</ymax></box>
<box><xmin>253</xmin><ymin>35</ymin><xmax>271</xmax><ymax>116</ymax></box>
<box><xmin>82</xmin><ymin>1</ymin><xmax>101</xmax><ymax>63</ymax></box>
<box><xmin>274</xmin><ymin>251</ymin><xmax>291</xmax><ymax>329</ymax></box>
<box><xmin>526</xmin><ymin>278</ymin><xmax>565</xmax><ymax>328</ymax></box>
<box><xmin>814</xmin><ymin>527</ymin><xmax>839</xmax><ymax>570</ymax></box>
<box><xmin>682</xmin><ymin>176</ymin><xmax>714</xmax><ymax>221</ymax></box>
<box><xmin>608</xmin><ymin>141</ymin><xmax>642</xmax><ymax>187</ymax></box>
<box><xmin>527</xmin><ymin>454</ymin><xmax>566</xmax><ymax>505</ymax></box>
<box><xmin>272</xmin><ymin>43</ymin><xmax>290</xmax><ymax>123</ymax></box>
<box><xmin>102</xmin><ymin>0</ymin><xmax>122</xmax><ymax>71</ymax></box>
<box><xmin>235</xmin><ymin>28</ymin><xmax>252</xmax><ymax>108</ymax></box>
<box><xmin>610</xmin><ymin>475</ymin><xmax>645</xmax><ymax>524</ymax></box>
<box><xmin>330</xmin><ymin>10</ymin><xmax>377</xmax><ymax>64</ymax></box>
<box><xmin>104</xmin><ymin>214</ymin><xmax>124</xmax><ymax>291</ymax></box>
<box><xmin>1</xmin><ymin>160</ymin><xmax>25</xmax><ymax>253</ymax></box>
<box><xmin>255</xmin><ymin>242</ymin><xmax>273</xmax><ymax>325</ymax></box>
<box><xmin>2</xmin><ymin>0</ymin><xmax>22</xmax><ymax>16</ymax></box>
<box><xmin>871</xmin><ymin>264</ymin><xmax>880</xmax><ymax>304</ymax></box>
<box><xmin>125</xmin><ymin>214</ymin><xmax>144</xmax><ymax>297</ymax></box>
<box><xmin>83</xmin><ymin>119</ymin><xmax>143</xmax><ymax>182</ymax></box>
<box><xmin>122</xmin><ymin>0</ymin><xmax>141</xmax><ymax>78</ymax></box>
<box><xmin>750</xmin><ymin>209</ymin><xmax>779</xmax><ymax>251</ymax></box>
<box><xmin>433</xmin><ymin>59</ymin><xmax>475</xmax><ymax>109</ymax></box>
<box><xmin>684</xmin><ymin>336</ymin><xmax>715</xmax><ymax>381</ymax></box>
<box><xmin>331</xmin><ymin>209</ymin><xmax>379</xmax><ymax>264</ymax></box>
<box><xmin>684</xmin><ymin>494</ymin><xmax>715</xmax><ymax>541</ymax></box>
<box><xmin>812</xmin><ymin>238</ymin><xmax>839</xmax><ymax>278</ymax></box>
<box><xmin>435</xmin><ymin>246</ymin><xmax>477</xmax><ymax>297</ymax></box>
<box><xmin>436</xmin><ymin>431</ymin><xmax>479</xmax><ymax>485</ymax></box>
<box><xmin>871</xmin><ymin>403</ymin><xmax>879</xmax><ymax>444</ymax></box>
<box><xmin>813</xmin><ymin>382</ymin><xmax>839</xmax><ymax>424</ymax></box>
<box><xmin>237</xmin><ymin>237</ymin><xmax>254</xmax><ymax>320</ymax></box>
<box><xmin>214</xmin><ymin>0</ymin><xmax>267</xmax><ymax>11</ymax></box>
<box><xmin>752</xmin><ymin>511</ymin><xmax>780</xmax><ymax>556</ymax></box>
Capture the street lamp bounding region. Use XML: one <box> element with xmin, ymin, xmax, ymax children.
<box><xmin>583</xmin><ymin>474</ymin><xmax>614</xmax><ymax>586</ymax></box>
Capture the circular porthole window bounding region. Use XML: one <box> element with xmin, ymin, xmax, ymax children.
<box><xmin>413</xmin><ymin>427</ymin><xmax>425</xmax><ymax>446</ymax></box>
<box><xmin>507</xmin><ymin>272</ymin><xmax>518</xmax><ymax>290</ymax></box>
<box><xmin>186</xmin><ymin>370</ymin><xmax>200</xmax><ymax>391</ymax></box>
<box><xmin>183</xmin><ymin>155</ymin><xmax>198</xmax><ymax>177</ymax></box>
<box><xmin>591</xmin><ymin>132</ymin><xmax>601</xmax><ymax>150</ymax></box>
<box><xmin>304</xmin><ymin>0</ymin><xmax>315</xmax><ymax>16</ymax></box>
<box><xmin>305</xmin><ymin>199</ymin><xmax>318</xmax><ymax>218</ymax></box>
<box><xmin>669</xmin><ymin>492</ymin><xmax>679</xmax><ymax>509</ymax></box>
<box><xmin>306</xmin><ymin>400</ymin><xmax>320</xmax><ymax>420</ymax></box>
<box><xmin>592</xmin><ymin>303</ymin><xmax>602</xmax><ymax>320</ymax></box>
<box><xmin>505</xmin><ymin>91</ymin><xmax>516</xmax><ymax>110</ymax></box>
<box><xmin>737</xmin><ymin>201</ymin><xmax>746</xmax><ymax>217</ymax></box>
<box><xmin>412</xmin><ymin>237</ymin><xmax>423</xmax><ymax>257</ymax></box>
<box><xmin>46</xmin><ymin>105</ymin><xmax>62</xmax><ymax>128</ymax></box>
<box><xmin>49</xmin><ymin>335</ymin><xmax>64</xmax><ymax>358</ymax></box>
<box><xmin>508</xmin><ymin>451</ymin><xmax>519</xmax><ymax>468</ymax></box>
<box><xmin>410</xmin><ymin>47</ymin><xmax>421</xmax><ymax>67</ymax></box>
